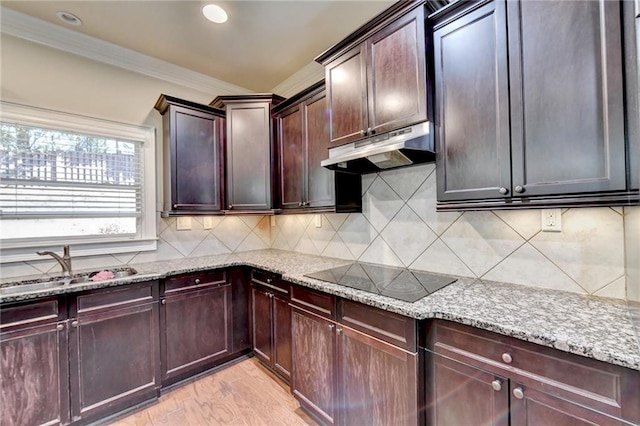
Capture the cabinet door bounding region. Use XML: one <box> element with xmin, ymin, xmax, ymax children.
<box><xmin>226</xmin><ymin>102</ymin><xmax>273</xmax><ymax>210</ymax></box>
<box><xmin>367</xmin><ymin>6</ymin><xmax>427</xmax><ymax>136</ymax></box>
<box><xmin>305</xmin><ymin>91</ymin><xmax>335</xmax><ymax>208</ymax></box>
<box><xmin>434</xmin><ymin>1</ymin><xmax>512</xmax><ymax>202</ymax></box>
<box><xmin>170</xmin><ymin>107</ymin><xmax>222</xmax><ymax>211</ymax></box>
<box><xmin>1</xmin><ymin>320</ymin><xmax>69</xmax><ymax>426</ymax></box>
<box><xmin>508</xmin><ymin>0</ymin><xmax>626</xmax><ymax>196</ymax></box>
<box><xmin>162</xmin><ymin>284</ymin><xmax>231</xmax><ymax>384</ymax></box>
<box><xmin>278</xmin><ymin>106</ymin><xmax>304</xmax><ymax>209</ymax></box>
<box><xmin>339</xmin><ymin>325</ymin><xmax>418</xmax><ymax>426</ymax></box>
<box><xmin>510</xmin><ymin>385</ymin><xmax>627</xmax><ymax>426</ymax></box>
<box><xmin>427</xmin><ymin>351</ymin><xmax>509</xmax><ymax>426</ymax></box>
<box><xmin>326</xmin><ymin>45</ymin><xmax>368</xmax><ymax>147</ymax></box>
<box><xmin>291</xmin><ymin>307</ymin><xmax>338</xmax><ymax>425</ymax></box>
<box><xmin>251</xmin><ymin>285</ymin><xmax>273</xmax><ymax>364</ymax></box>
<box><xmin>69</xmin><ymin>302</ymin><xmax>159</xmax><ymax>422</ymax></box>
<box><xmin>273</xmin><ymin>294</ymin><xmax>292</xmax><ymax>381</ymax></box>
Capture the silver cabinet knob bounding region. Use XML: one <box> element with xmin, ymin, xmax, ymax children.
<box><xmin>329</xmin><ymin>324</ymin><xmax>335</xmax><ymax>330</ymax></box>
<box><xmin>366</xmin><ymin>127</ymin><xmax>373</xmax><ymax>135</ymax></box>
<box><xmin>491</xmin><ymin>380</ymin><xmax>502</xmax><ymax>392</ymax></box>
<box><xmin>514</xmin><ymin>185</ymin><xmax>524</xmax><ymax>193</ymax></box>
<box><xmin>71</xmin><ymin>320</ymin><xmax>78</xmax><ymax>328</ymax></box>
<box><xmin>228</xmin><ymin>204</ymin><xmax>233</xmax><ymax>209</ymax></box>
<box><xmin>56</xmin><ymin>323</ymin><xmax>64</xmax><ymax>331</ymax></box>
<box><xmin>161</xmin><ymin>299</ymin><xmax>166</xmax><ymax>305</ymax></box>
<box><xmin>513</xmin><ymin>387</ymin><xmax>524</xmax><ymax>399</ymax></box>
<box><xmin>266</xmin><ymin>278</ymin><xmax>273</xmax><ymax>284</ymax></box>
<box><xmin>337</xmin><ymin>327</ymin><xmax>343</xmax><ymax>335</ymax></box>
<box><xmin>499</xmin><ymin>187</ymin><xmax>508</xmax><ymax>195</ymax></box>
<box><xmin>360</xmin><ymin>130</ymin><xmax>366</xmax><ymax>137</ymax></box>
<box><xmin>298</xmin><ymin>202</ymin><xmax>303</xmax><ymax>207</ymax></box>
<box><xmin>501</xmin><ymin>353</ymin><xmax>513</xmax><ymax>364</ymax></box>
<box><xmin>194</xmin><ymin>278</ymin><xmax>201</xmax><ymax>285</ymax></box>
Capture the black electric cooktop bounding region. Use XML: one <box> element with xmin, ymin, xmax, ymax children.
<box><xmin>304</xmin><ymin>262</ymin><xmax>457</xmax><ymax>303</ymax></box>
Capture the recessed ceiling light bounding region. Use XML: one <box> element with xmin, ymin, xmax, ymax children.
<box><xmin>56</xmin><ymin>11</ymin><xmax>82</xmax><ymax>26</ymax></box>
<box><xmin>202</xmin><ymin>4</ymin><xmax>228</xmax><ymax>24</ymax></box>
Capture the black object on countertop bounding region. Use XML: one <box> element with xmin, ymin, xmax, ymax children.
<box><xmin>304</xmin><ymin>262</ymin><xmax>457</xmax><ymax>303</ymax></box>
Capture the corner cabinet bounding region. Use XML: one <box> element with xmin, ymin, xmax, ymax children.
<box><xmin>210</xmin><ymin>94</ymin><xmax>284</xmax><ymax>213</ymax></box>
<box><xmin>160</xmin><ymin>270</ymin><xmax>233</xmax><ymax>386</ymax></box>
<box><xmin>154</xmin><ymin>94</ymin><xmax>225</xmax><ymax>216</ymax></box>
<box><xmin>315</xmin><ymin>0</ymin><xmax>428</xmax><ymax>147</ymax></box>
<box><xmin>273</xmin><ymin>81</ymin><xmax>362</xmax><ymax>213</ymax></box>
<box><xmin>434</xmin><ymin>0</ymin><xmax>638</xmax><ymax>210</ymax></box>
<box><xmin>425</xmin><ymin>320</ymin><xmax>640</xmax><ymax>425</ymax></box>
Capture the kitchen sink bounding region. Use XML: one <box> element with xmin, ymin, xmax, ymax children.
<box><xmin>0</xmin><ymin>267</ymin><xmax>138</xmax><ymax>296</ymax></box>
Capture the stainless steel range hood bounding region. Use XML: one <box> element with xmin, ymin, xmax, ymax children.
<box><xmin>321</xmin><ymin>121</ymin><xmax>434</xmax><ymax>174</ymax></box>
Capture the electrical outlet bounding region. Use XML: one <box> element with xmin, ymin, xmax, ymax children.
<box><xmin>315</xmin><ymin>215</ymin><xmax>322</xmax><ymax>228</ymax></box>
<box><xmin>176</xmin><ymin>216</ymin><xmax>192</xmax><ymax>231</ymax></box>
<box><xmin>541</xmin><ymin>209</ymin><xmax>562</xmax><ymax>232</ymax></box>
<box><xmin>203</xmin><ymin>216</ymin><xmax>213</xmax><ymax>230</ymax></box>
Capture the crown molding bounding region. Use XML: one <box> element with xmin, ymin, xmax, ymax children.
<box><xmin>0</xmin><ymin>6</ymin><xmax>250</xmax><ymax>96</ymax></box>
<box><xmin>271</xmin><ymin>61</ymin><xmax>325</xmax><ymax>98</ymax></box>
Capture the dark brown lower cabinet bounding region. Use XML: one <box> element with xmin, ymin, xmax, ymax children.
<box><xmin>161</xmin><ymin>271</ymin><xmax>232</xmax><ymax>386</ymax></box>
<box><xmin>291</xmin><ymin>306</ymin><xmax>338</xmax><ymax>425</ymax></box>
<box><xmin>69</xmin><ymin>282</ymin><xmax>160</xmax><ymax>423</ymax></box>
<box><xmin>339</xmin><ymin>325</ymin><xmax>418</xmax><ymax>426</ymax></box>
<box><xmin>425</xmin><ymin>320</ymin><xmax>640</xmax><ymax>426</ymax></box>
<box><xmin>0</xmin><ymin>298</ymin><xmax>69</xmax><ymax>426</ymax></box>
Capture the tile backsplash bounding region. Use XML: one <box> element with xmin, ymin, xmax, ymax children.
<box><xmin>273</xmin><ymin>164</ymin><xmax>628</xmax><ymax>299</ymax></box>
<box><xmin>1</xmin><ymin>163</ymin><xmax>634</xmax><ymax>301</ymax></box>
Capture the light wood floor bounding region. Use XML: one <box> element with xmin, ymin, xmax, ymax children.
<box><xmin>108</xmin><ymin>358</ymin><xmax>318</xmax><ymax>426</ymax></box>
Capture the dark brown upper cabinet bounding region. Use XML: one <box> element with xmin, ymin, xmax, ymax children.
<box><xmin>434</xmin><ymin>0</ymin><xmax>639</xmax><ymax>210</ymax></box>
<box><xmin>315</xmin><ymin>1</ymin><xmax>428</xmax><ymax>147</ymax></box>
<box><xmin>210</xmin><ymin>94</ymin><xmax>284</xmax><ymax>213</ymax></box>
<box><xmin>154</xmin><ymin>95</ymin><xmax>225</xmax><ymax>216</ymax></box>
<box><xmin>272</xmin><ymin>81</ymin><xmax>362</xmax><ymax>213</ymax></box>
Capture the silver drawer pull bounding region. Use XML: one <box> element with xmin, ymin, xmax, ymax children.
<box><xmin>501</xmin><ymin>352</ymin><xmax>513</xmax><ymax>364</ymax></box>
<box><xmin>56</xmin><ymin>323</ymin><xmax>64</xmax><ymax>331</ymax></box>
<box><xmin>491</xmin><ymin>380</ymin><xmax>502</xmax><ymax>392</ymax></box>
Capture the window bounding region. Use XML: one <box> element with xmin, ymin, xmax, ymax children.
<box><xmin>0</xmin><ymin>101</ymin><xmax>157</xmax><ymax>262</ymax></box>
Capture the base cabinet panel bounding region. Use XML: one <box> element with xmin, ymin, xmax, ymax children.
<box><xmin>1</xmin><ymin>320</ymin><xmax>69</xmax><ymax>426</ymax></box>
<box><xmin>251</xmin><ymin>285</ymin><xmax>273</xmax><ymax>363</ymax></box>
<box><xmin>273</xmin><ymin>294</ymin><xmax>292</xmax><ymax>380</ymax></box>
<box><xmin>162</xmin><ymin>284</ymin><xmax>231</xmax><ymax>384</ymax></box>
<box><xmin>70</xmin><ymin>302</ymin><xmax>159</xmax><ymax>422</ymax></box>
<box><xmin>339</xmin><ymin>326</ymin><xmax>418</xmax><ymax>426</ymax></box>
<box><xmin>291</xmin><ymin>307</ymin><xmax>338</xmax><ymax>425</ymax></box>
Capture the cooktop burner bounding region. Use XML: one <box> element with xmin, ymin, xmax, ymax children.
<box><xmin>304</xmin><ymin>262</ymin><xmax>457</xmax><ymax>303</ymax></box>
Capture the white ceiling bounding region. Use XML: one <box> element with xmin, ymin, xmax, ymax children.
<box><xmin>1</xmin><ymin>1</ymin><xmax>396</xmax><ymax>92</ymax></box>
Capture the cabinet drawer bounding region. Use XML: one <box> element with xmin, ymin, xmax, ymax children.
<box><xmin>164</xmin><ymin>270</ymin><xmax>226</xmax><ymax>294</ymax></box>
<box><xmin>76</xmin><ymin>282</ymin><xmax>156</xmax><ymax>315</ymax></box>
<box><xmin>428</xmin><ymin>320</ymin><xmax>639</xmax><ymax>421</ymax></box>
<box><xmin>290</xmin><ymin>285</ymin><xmax>335</xmax><ymax>319</ymax></box>
<box><xmin>339</xmin><ymin>299</ymin><xmax>416</xmax><ymax>352</ymax></box>
<box><xmin>251</xmin><ymin>270</ymin><xmax>289</xmax><ymax>296</ymax></box>
<box><xmin>0</xmin><ymin>298</ymin><xmax>60</xmax><ymax>331</ymax></box>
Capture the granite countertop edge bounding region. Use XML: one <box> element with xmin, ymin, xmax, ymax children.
<box><xmin>2</xmin><ymin>249</ymin><xmax>639</xmax><ymax>372</ymax></box>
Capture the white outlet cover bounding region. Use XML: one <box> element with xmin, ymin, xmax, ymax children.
<box><xmin>176</xmin><ymin>216</ymin><xmax>192</xmax><ymax>231</ymax></box>
<box><xmin>541</xmin><ymin>209</ymin><xmax>562</xmax><ymax>232</ymax></box>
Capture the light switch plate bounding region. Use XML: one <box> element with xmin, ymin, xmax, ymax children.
<box><xmin>541</xmin><ymin>209</ymin><xmax>562</xmax><ymax>232</ymax></box>
<box><xmin>203</xmin><ymin>216</ymin><xmax>213</xmax><ymax>230</ymax></box>
<box><xmin>176</xmin><ymin>216</ymin><xmax>192</xmax><ymax>231</ymax></box>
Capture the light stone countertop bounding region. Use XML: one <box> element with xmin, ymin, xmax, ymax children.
<box><xmin>2</xmin><ymin>249</ymin><xmax>639</xmax><ymax>371</ymax></box>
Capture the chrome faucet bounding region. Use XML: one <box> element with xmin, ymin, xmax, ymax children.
<box><xmin>37</xmin><ymin>245</ymin><xmax>72</xmax><ymax>278</ymax></box>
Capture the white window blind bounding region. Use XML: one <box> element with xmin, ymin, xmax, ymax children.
<box><xmin>0</xmin><ymin>101</ymin><xmax>157</xmax><ymax>262</ymax></box>
<box><xmin>0</xmin><ymin>123</ymin><xmax>143</xmax><ymax>220</ymax></box>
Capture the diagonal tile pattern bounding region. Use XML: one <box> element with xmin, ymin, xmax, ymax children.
<box><xmin>2</xmin><ymin>166</ymin><xmax>630</xmax><ymax>302</ymax></box>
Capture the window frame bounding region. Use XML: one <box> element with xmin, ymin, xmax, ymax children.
<box><xmin>0</xmin><ymin>101</ymin><xmax>157</xmax><ymax>263</ymax></box>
